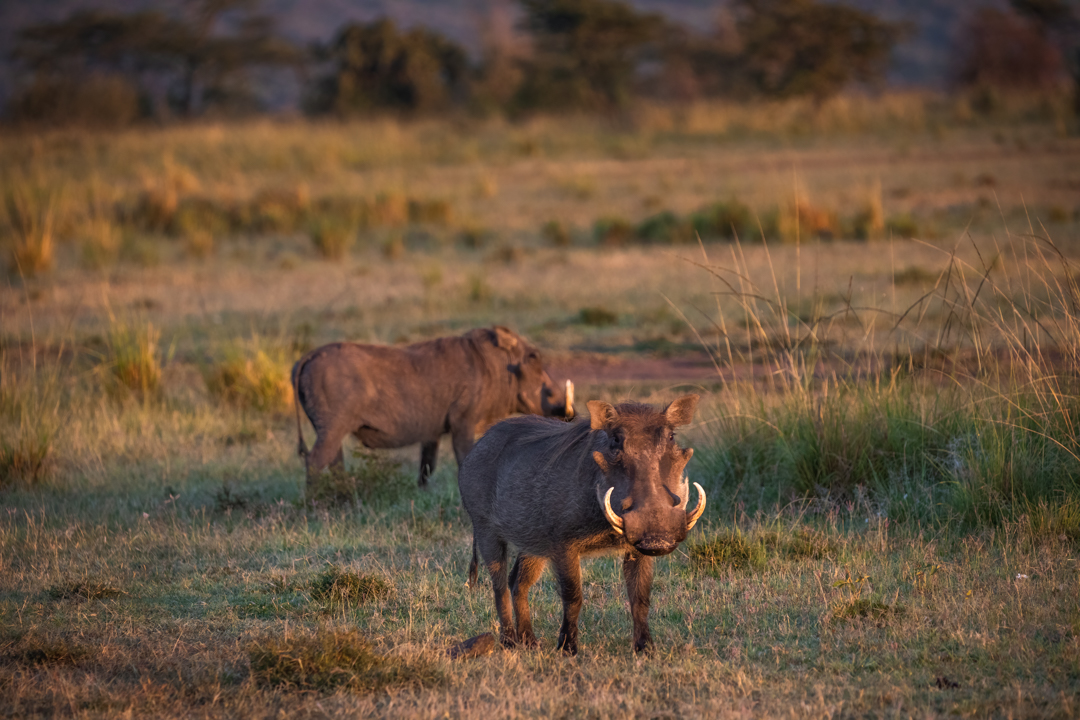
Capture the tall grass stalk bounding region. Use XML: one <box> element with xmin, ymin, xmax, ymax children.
<box><xmin>3</xmin><ymin>175</ymin><xmax>61</xmax><ymax>276</ymax></box>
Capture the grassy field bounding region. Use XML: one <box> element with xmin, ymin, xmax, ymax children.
<box><xmin>2</xmin><ymin>94</ymin><xmax>1080</xmax><ymax>717</ymax></box>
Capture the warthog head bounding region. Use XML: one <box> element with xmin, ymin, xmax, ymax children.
<box><xmin>496</xmin><ymin>328</ymin><xmax>574</xmax><ymax>420</ymax></box>
<box><xmin>589</xmin><ymin>395</ymin><xmax>704</xmax><ymax>556</ymax></box>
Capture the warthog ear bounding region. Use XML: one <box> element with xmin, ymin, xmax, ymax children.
<box><xmin>588</xmin><ymin>400</ymin><xmax>618</xmax><ymax>430</ymax></box>
<box><xmin>489</xmin><ymin>326</ymin><xmax>520</xmax><ymax>352</ymax></box>
<box><xmin>665</xmin><ymin>394</ymin><xmax>700</xmax><ymax>427</ymax></box>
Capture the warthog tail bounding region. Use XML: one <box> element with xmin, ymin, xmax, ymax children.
<box><xmin>291</xmin><ymin>355</ymin><xmax>310</xmax><ymax>458</ymax></box>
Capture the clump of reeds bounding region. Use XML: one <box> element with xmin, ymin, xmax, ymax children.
<box><xmin>102</xmin><ymin>319</ymin><xmax>162</xmax><ymax>400</ymax></box>
<box><xmin>3</xmin><ymin>176</ymin><xmax>61</xmax><ymax>276</ymax></box>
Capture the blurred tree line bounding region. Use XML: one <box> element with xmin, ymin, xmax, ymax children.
<box><xmin>6</xmin><ymin>0</ymin><xmax>1078</xmax><ymax>127</ymax></box>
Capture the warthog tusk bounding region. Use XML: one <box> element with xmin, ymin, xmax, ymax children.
<box><xmin>601</xmin><ymin>487</ymin><xmax>624</xmax><ymax>535</ymax></box>
<box><xmin>686</xmin><ymin>481</ymin><xmax>706</xmax><ymax>531</ymax></box>
<box><xmin>565</xmin><ymin>380</ymin><xmax>575</xmax><ymax>418</ymax></box>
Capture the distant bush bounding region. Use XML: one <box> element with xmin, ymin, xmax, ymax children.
<box><xmin>691</xmin><ymin>199</ymin><xmax>756</xmax><ymax>241</ymax></box>
<box><xmin>636</xmin><ymin>210</ymin><xmax>694</xmax><ymax>244</ymax></box>
<box><xmin>593</xmin><ymin>217</ymin><xmax>634</xmax><ymax>247</ymax></box>
<box><xmin>308</xmin><ymin>217</ymin><xmax>355</xmax><ymax>260</ymax></box>
<box><xmin>541</xmin><ymin>219</ymin><xmax>571</xmax><ymax>247</ymax></box>
<box><xmin>579</xmin><ymin>306</ymin><xmax>618</xmax><ymax>326</ymax></box>
<box><xmin>8</xmin><ymin>73</ymin><xmax>140</xmax><ymax>129</ymax></box>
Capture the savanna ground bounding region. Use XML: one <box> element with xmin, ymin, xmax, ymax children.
<box><xmin>2</xmin><ymin>93</ymin><xmax>1080</xmax><ymax>717</ymax></box>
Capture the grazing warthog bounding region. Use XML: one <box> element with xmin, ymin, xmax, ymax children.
<box><xmin>458</xmin><ymin>395</ymin><xmax>705</xmax><ymax>655</ymax></box>
<box><xmin>292</xmin><ymin>326</ymin><xmax>574</xmax><ymax>492</ymax></box>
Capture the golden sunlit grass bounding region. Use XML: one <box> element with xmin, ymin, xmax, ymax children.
<box><xmin>0</xmin><ymin>99</ymin><xmax>1079</xmax><ymax>717</ymax></box>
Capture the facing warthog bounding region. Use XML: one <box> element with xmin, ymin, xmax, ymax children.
<box><xmin>292</xmin><ymin>326</ymin><xmax>573</xmax><ymax>493</ymax></box>
<box><xmin>458</xmin><ymin>395</ymin><xmax>704</xmax><ymax>655</ymax></box>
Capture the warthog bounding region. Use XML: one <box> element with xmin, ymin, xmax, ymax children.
<box><xmin>292</xmin><ymin>326</ymin><xmax>573</xmax><ymax>492</ymax></box>
<box><xmin>458</xmin><ymin>395</ymin><xmax>705</xmax><ymax>655</ymax></box>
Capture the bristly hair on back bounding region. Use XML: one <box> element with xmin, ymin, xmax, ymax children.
<box><xmin>496</xmin><ymin>415</ymin><xmax>598</xmax><ymax>481</ymax></box>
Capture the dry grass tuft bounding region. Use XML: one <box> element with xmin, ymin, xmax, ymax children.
<box><xmin>3</xmin><ymin>177</ymin><xmax>60</xmax><ymax>276</ymax></box>
<box><xmin>688</xmin><ymin>529</ymin><xmax>768</xmax><ymax>573</ymax></box>
<box><xmin>47</xmin><ymin>579</ymin><xmax>123</xmax><ymax>602</ymax></box>
<box><xmin>310</xmin><ymin>566</ymin><xmax>393</xmax><ymax>608</ymax></box>
<box><xmin>103</xmin><ymin>319</ymin><xmax>162</xmax><ymax>399</ymax></box>
<box><xmin>203</xmin><ymin>347</ymin><xmax>292</xmax><ymax>413</ymax></box>
<box><xmin>2</xmin><ymin>634</ymin><xmax>95</xmax><ymax>667</ymax></box>
<box><xmin>309</xmin><ymin>217</ymin><xmax>355</xmax><ymax>260</ymax></box>
<box><xmin>248</xmin><ymin>629</ymin><xmax>439</xmax><ymax>693</ymax></box>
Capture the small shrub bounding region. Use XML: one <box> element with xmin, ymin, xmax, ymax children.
<box><xmin>372</xmin><ymin>192</ymin><xmax>408</xmax><ymax>226</ymax></box>
<box><xmin>170</xmin><ymin>196</ymin><xmax>232</xmax><ymax>238</ymax></box>
<box><xmin>310</xmin><ymin>566</ymin><xmax>392</xmax><ymax>608</ymax></box>
<box><xmin>459</xmin><ymin>224</ymin><xmax>492</xmax><ymax>249</ymax></box>
<box><xmin>541</xmin><ymin>219</ymin><xmax>571</xmax><ymax>247</ymax></box>
<box><xmin>636</xmin><ymin>210</ymin><xmax>694</xmax><ymax>244</ymax></box>
<box><xmin>578</xmin><ymin>306</ymin><xmax>618</xmax><ymax>326</ymax></box>
<box><xmin>780</xmin><ymin>200</ymin><xmax>838</xmax><ymax>242</ymax></box>
<box><xmin>252</xmin><ymin>185</ymin><xmax>310</xmax><ymax>233</ymax></box>
<box><xmin>203</xmin><ymin>349</ymin><xmax>292</xmax><ymax>413</ymax></box>
<box><xmin>249</xmin><ymin>629</ymin><xmax>440</xmax><ymax>693</ymax></box>
<box><xmin>691</xmin><ymin>199</ymin><xmax>755</xmax><ymax>241</ymax></box>
<box><xmin>594</xmin><ymin>217</ymin><xmax>634</xmax><ymax>247</ymax></box>
<box><xmin>467</xmin><ymin>273</ymin><xmax>492</xmax><ymax>302</ymax></box>
<box><xmin>3</xmin><ymin>178</ymin><xmax>59</xmax><ymax>276</ymax></box>
<box><xmin>407</xmin><ymin>198</ymin><xmax>453</xmax><ymax>225</ymax></box>
<box><xmin>79</xmin><ymin>218</ymin><xmax>121</xmax><ymax>270</ymax></box>
<box><xmin>104</xmin><ymin>320</ymin><xmax>162</xmax><ymax>399</ymax></box>
<box><xmin>309</xmin><ymin>218</ymin><xmax>355</xmax><ymax>260</ymax></box>
<box><xmin>184</xmin><ymin>230</ymin><xmax>215</xmax><ymax>260</ymax></box>
<box><xmin>886</xmin><ymin>213</ymin><xmax>920</xmax><ymax>239</ymax></box>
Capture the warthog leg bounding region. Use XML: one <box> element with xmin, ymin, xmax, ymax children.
<box><xmin>509</xmin><ymin>554</ymin><xmax>546</xmax><ymax>647</ymax></box>
<box><xmin>418</xmin><ymin>441</ymin><xmax>438</xmax><ymax>487</ymax></box>
<box><xmin>552</xmin><ymin>550</ymin><xmax>584</xmax><ymax>656</ymax></box>
<box><xmin>478</xmin><ymin>533</ymin><xmax>516</xmax><ymax>646</ymax></box>
<box><xmin>623</xmin><ymin>551</ymin><xmax>655</xmax><ymax>653</ymax></box>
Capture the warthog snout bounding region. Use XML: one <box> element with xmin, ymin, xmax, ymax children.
<box><xmin>599</xmin><ymin>480</ymin><xmax>706</xmax><ymax>556</ymax></box>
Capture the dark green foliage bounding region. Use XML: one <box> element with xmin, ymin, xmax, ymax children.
<box><xmin>541</xmin><ymin>220</ymin><xmax>571</xmax><ymax>247</ymax></box>
<box><xmin>886</xmin><ymin>213</ymin><xmax>920</xmax><ymax>239</ymax></box>
<box><xmin>691</xmin><ymin>199</ymin><xmax>757</xmax><ymax>241</ymax></box>
<box><xmin>516</xmin><ymin>0</ymin><xmax>662</xmax><ymax>112</ymax></box>
<box><xmin>310</xmin><ymin>566</ymin><xmax>392</xmax><ymax>608</ymax></box>
<box><xmin>731</xmin><ymin>0</ymin><xmax>904</xmax><ymax>101</ymax></box>
<box><xmin>952</xmin><ymin>7</ymin><xmax>1066</xmax><ymax>91</ymax></box>
<box><xmin>309</xmin><ymin>19</ymin><xmax>468</xmax><ymax>116</ymax></box>
<box><xmin>635</xmin><ymin>210</ymin><xmax>694</xmax><ymax>244</ymax></box>
<box><xmin>579</xmin><ymin>306</ymin><xmax>619</xmax><ymax>326</ymax></box>
<box><xmin>10</xmin><ymin>4</ymin><xmax>299</xmax><ymax>122</ymax></box>
<box><xmin>593</xmin><ymin>216</ymin><xmax>634</xmax><ymax>246</ymax></box>
<box><xmin>248</xmin><ymin>629</ymin><xmax>440</xmax><ymax>693</ymax></box>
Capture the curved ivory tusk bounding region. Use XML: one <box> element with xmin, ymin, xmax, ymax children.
<box><xmin>686</xmin><ymin>481</ymin><xmax>706</xmax><ymax>531</ymax></box>
<box><xmin>601</xmin><ymin>487</ymin><xmax>624</xmax><ymax>535</ymax></box>
<box><xmin>565</xmin><ymin>380</ymin><xmax>575</xmax><ymax>418</ymax></box>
